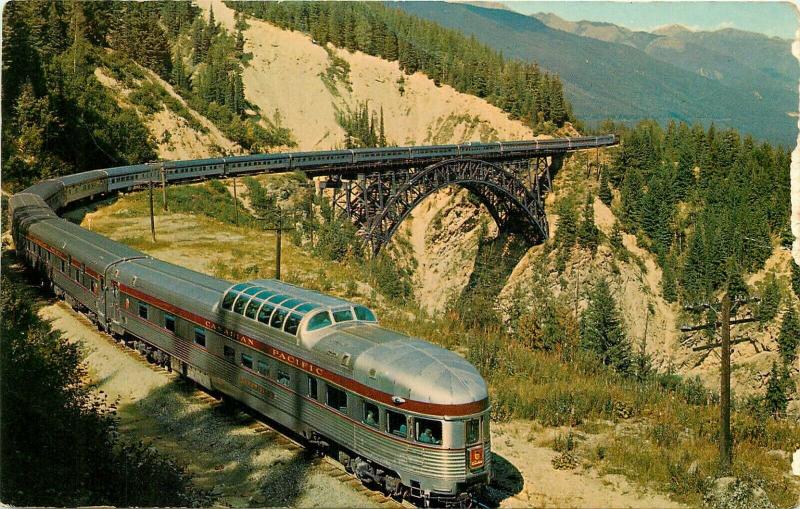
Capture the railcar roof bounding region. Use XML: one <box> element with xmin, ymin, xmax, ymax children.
<box><xmin>313</xmin><ymin>322</ymin><xmax>488</xmax><ymax>407</ymax></box>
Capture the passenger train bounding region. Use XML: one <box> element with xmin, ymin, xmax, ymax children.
<box><xmin>9</xmin><ymin>136</ymin><xmax>616</xmax><ymax>506</ymax></box>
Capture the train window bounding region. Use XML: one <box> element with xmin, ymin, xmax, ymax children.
<box><xmin>165</xmin><ymin>313</ymin><xmax>176</xmax><ymax>332</ymax></box>
<box><xmin>282</xmin><ymin>298</ymin><xmax>303</xmax><ymax>309</ymax></box>
<box><xmin>295</xmin><ymin>303</ymin><xmax>316</xmax><ymax>313</ymax></box>
<box><xmin>363</xmin><ymin>402</ymin><xmax>379</xmax><ymax>428</ymax></box>
<box><xmin>284</xmin><ymin>313</ymin><xmax>301</xmax><ymax>335</ymax></box>
<box><xmin>90</xmin><ymin>280</ymin><xmax>96</xmax><ymax>293</ymax></box>
<box><xmin>138</xmin><ymin>303</ymin><xmax>149</xmax><ymax>320</ymax></box>
<box><xmin>307</xmin><ymin>376</ymin><xmax>318</xmax><ymax>400</ymax></box>
<box><xmin>306</xmin><ymin>311</ymin><xmax>332</xmax><ymax>331</ymax></box>
<box><xmin>277</xmin><ymin>370</ymin><xmax>291</xmax><ymax>386</ymax></box>
<box><xmin>332</xmin><ymin>309</ymin><xmax>353</xmax><ymax>323</ymax></box>
<box><xmin>241</xmin><ymin>353</ymin><xmax>253</xmax><ymax>369</ymax></box>
<box><xmin>257</xmin><ymin>304</ymin><xmax>275</xmax><ymax>324</ymax></box>
<box><xmin>254</xmin><ymin>290</ymin><xmax>275</xmax><ymax>300</ymax></box>
<box><xmin>194</xmin><ymin>327</ymin><xmax>207</xmax><ymax>347</ymax></box>
<box><xmin>267</xmin><ymin>294</ymin><xmax>290</xmax><ymax>304</ymax></box>
<box><xmin>245</xmin><ymin>299</ymin><xmax>261</xmax><ymax>319</ymax></box>
<box><xmin>270</xmin><ymin>309</ymin><xmax>287</xmax><ymax>329</ymax></box>
<box><xmin>221</xmin><ymin>291</ymin><xmax>237</xmax><ymax>310</ymax></box>
<box><xmin>326</xmin><ymin>385</ymin><xmax>347</xmax><ymax>413</ymax></box>
<box><xmin>224</xmin><ymin>345</ymin><xmax>235</xmax><ymax>362</ymax></box>
<box><xmin>387</xmin><ymin>410</ymin><xmax>407</xmax><ymax>438</ymax></box>
<box><xmin>415</xmin><ymin>418</ymin><xmax>442</xmax><ymax>445</ymax></box>
<box><xmin>61</xmin><ymin>259</ymin><xmax>66</xmax><ymax>272</ymax></box>
<box><xmin>233</xmin><ymin>296</ymin><xmax>249</xmax><ymax>314</ymax></box>
<box><xmin>256</xmin><ymin>360</ymin><xmax>269</xmax><ymax>376</ymax></box>
<box><xmin>243</xmin><ymin>286</ymin><xmax>261</xmax><ymax>296</ymax></box>
<box><xmin>354</xmin><ymin>306</ymin><xmax>376</xmax><ymax>322</ymax></box>
<box><xmin>466</xmin><ymin>418</ymin><xmax>480</xmax><ymax>445</ymax></box>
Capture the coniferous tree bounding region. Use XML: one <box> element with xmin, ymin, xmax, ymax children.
<box><xmin>598</xmin><ymin>171</ymin><xmax>612</xmax><ymax>206</ymax></box>
<box><xmin>580</xmin><ymin>278</ymin><xmax>632</xmax><ymax>375</ymax></box>
<box><xmin>610</xmin><ymin>220</ymin><xmax>624</xmax><ymax>251</ymax></box>
<box><xmin>577</xmin><ymin>194</ymin><xmax>599</xmax><ymax>253</ymax></box>
<box><xmin>661</xmin><ymin>254</ymin><xmax>677</xmax><ymax>303</ymax></box>
<box><xmin>764</xmin><ymin>361</ymin><xmax>790</xmax><ymax>417</ymax></box>
<box><xmin>556</xmin><ymin>201</ymin><xmax>577</xmax><ymax>250</ymax></box>
<box><xmin>792</xmin><ymin>262</ymin><xmax>800</xmax><ymax>300</ymax></box>
<box><xmin>756</xmin><ymin>273</ymin><xmax>781</xmax><ymax>325</ymax></box>
<box><xmin>777</xmin><ymin>305</ymin><xmax>800</xmax><ymax>365</ymax></box>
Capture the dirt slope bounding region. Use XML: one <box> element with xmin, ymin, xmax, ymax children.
<box><xmin>196</xmin><ymin>0</ymin><xmax>534</xmax><ymax>151</ymax></box>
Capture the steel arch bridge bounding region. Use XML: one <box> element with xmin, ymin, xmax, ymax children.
<box><xmin>328</xmin><ymin>154</ymin><xmax>566</xmax><ymax>255</ymax></box>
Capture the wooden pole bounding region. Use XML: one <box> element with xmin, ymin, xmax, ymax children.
<box><xmin>161</xmin><ymin>165</ymin><xmax>168</xmax><ymax>212</ymax></box>
<box><xmin>233</xmin><ymin>175</ymin><xmax>239</xmax><ymax>225</ymax></box>
<box><xmin>275</xmin><ymin>214</ymin><xmax>282</xmax><ymax>280</ymax></box>
<box><xmin>720</xmin><ymin>292</ymin><xmax>732</xmax><ymax>472</ymax></box>
<box><xmin>148</xmin><ymin>179</ymin><xmax>156</xmax><ymax>242</ymax></box>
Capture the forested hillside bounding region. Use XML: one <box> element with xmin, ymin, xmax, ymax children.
<box><xmin>1</xmin><ymin>1</ymin><xmax>292</xmax><ymax>191</ymax></box>
<box><xmin>606</xmin><ymin>120</ymin><xmax>791</xmax><ymax>303</ymax></box>
<box><xmin>229</xmin><ymin>1</ymin><xmax>573</xmax><ymax>132</ymax></box>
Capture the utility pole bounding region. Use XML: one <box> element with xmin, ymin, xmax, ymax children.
<box><xmin>160</xmin><ymin>163</ymin><xmax>168</xmax><ymax>212</ymax></box>
<box><xmin>148</xmin><ymin>179</ymin><xmax>156</xmax><ymax>242</ymax></box>
<box><xmin>253</xmin><ymin>209</ymin><xmax>295</xmax><ymax>281</ymax></box>
<box><xmin>680</xmin><ymin>290</ymin><xmax>758</xmax><ymax>472</ymax></box>
<box><xmin>233</xmin><ymin>175</ymin><xmax>239</xmax><ymax>225</ymax></box>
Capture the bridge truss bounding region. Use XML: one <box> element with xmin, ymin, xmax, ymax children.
<box><xmin>325</xmin><ymin>155</ymin><xmax>564</xmax><ymax>255</ymax></box>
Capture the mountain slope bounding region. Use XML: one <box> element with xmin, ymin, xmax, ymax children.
<box><xmin>532</xmin><ymin>14</ymin><xmax>797</xmax><ymax>119</ymax></box>
<box><xmin>395</xmin><ymin>2</ymin><xmax>797</xmax><ymax>145</ymax></box>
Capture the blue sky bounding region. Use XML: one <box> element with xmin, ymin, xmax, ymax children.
<box><xmin>504</xmin><ymin>1</ymin><xmax>799</xmax><ymax>39</ymax></box>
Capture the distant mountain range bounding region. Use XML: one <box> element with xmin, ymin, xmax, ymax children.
<box><xmin>394</xmin><ymin>2</ymin><xmax>798</xmax><ymax>145</ymax></box>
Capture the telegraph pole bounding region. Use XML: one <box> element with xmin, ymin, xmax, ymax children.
<box><xmin>148</xmin><ymin>179</ymin><xmax>156</xmax><ymax>242</ymax></box>
<box><xmin>160</xmin><ymin>163</ymin><xmax>168</xmax><ymax>211</ymax></box>
<box><xmin>680</xmin><ymin>290</ymin><xmax>757</xmax><ymax>472</ymax></box>
<box><xmin>253</xmin><ymin>209</ymin><xmax>295</xmax><ymax>281</ymax></box>
<box><xmin>719</xmin><ymin>293</ymin><xmax>732</xmax><ymax>471</ymax></box>
<box><xmin>232</xmin><ymin>175</ymin><xmax>239</xmax><ymax>225</ymax></box>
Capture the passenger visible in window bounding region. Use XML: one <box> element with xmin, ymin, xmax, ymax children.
<box><xmin>363</xmin><ymin>402</ymin><xmax>379</xmax><ymax>427</ymax></box>
<box><xmin>418</xmin><ymin>428</ymin><xmax>435</xmax><ymax>444</ymax></box>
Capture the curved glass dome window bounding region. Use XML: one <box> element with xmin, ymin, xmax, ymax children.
<box><xmin>257</xmin><ymin>304</ymin><xmax>275</xmax><ymax>324</ymax></box>
<box><xmin>245</xmin><ymin>298</ymin><xmax>263</xmax><ymax>319</ymax></box>
<box><xmin>354</xmin><ymin>305</ymin><xmax>377</xmax><ymax>322</ymax></box>
<box><xmin>295</xmin><ymin>303</ymin><xmax>317</xmax><ymax>313</ymax></box>
<box><xmin>267</xmin><ymin>294</ymin><xmax>291</xmax><ymax>305</ymax></box>
<box><xmin>221</xmin><ymin>291</ymin><xmax>238</xmax><ymax>310</ymax></box>
<box><xmin>307</xmin><ymin>311</ymin><xmax>332</xmax><ymax>331</ymax></box>
<box><xmin>282</xmin><ymin>298</ymin><xmax>303</xmax><ymax>309</ymax></box>
<box><xmin>332</xmin><ymin>309</ymin><xmax>354</xmax><ymax>323</ymax></box>
<box><xmin>254</xmin><ymin>290</ymin><xmax>275</xmax><ymax>300</ymax></box>
<box><xmin>233</xmin><ymin>294</ymin><xmax>251</xmax><ymax>314</ymax></box>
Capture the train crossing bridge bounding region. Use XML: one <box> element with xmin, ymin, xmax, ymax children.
<box><xmin>313</xmin><ymin>137</ymin><xmax>617</xmax><ymax>254</ymax></box>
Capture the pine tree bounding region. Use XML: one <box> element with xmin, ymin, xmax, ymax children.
<box><xmin>378</xmin><ymin>106</ymin><xmax>386</xmax><ymax>147</ymax></box>
<box><xmin>580</xmin><ymin>278</ymin><xmax>632</xmax><ymax>375</ymax></box>
<box><xmin>598</xmin><ymin>171</ymin><xmax>612</xmax><ymax>206</ymax></box>
<box><xmin>777</xmin><ymin>305</ymin><xmax>799</xmax><ymax>365</ymax></box>
<box><xmin>556</xmin><ymin>201</ymin><xmax>577</xmax><ymax>249</ymax></box>
<box><xmin>610</xmin><ymin>220</ymin><xmax>624</xmax><ymax>251</ymax></box>
<box><xmin>764</xmin><ymin>361</ymin><xmax>790</xmax><ymax>417</ymax></box>
<box><xmin>792</xmin><ymin>262</ymin><xmax>800</xmax><ymax>300</ymax></box>
<box><xmin>577</xmin><ymin>194</ymin><xmax>599</xmax><ymax>254</ymax></box>
<box><xmin>756</xmin><ymin>273</ymin><xmax>781</xmax><ymax>325</ymax></box>
<box><xmin>661</xmin><ymin>254</ymin><xmax>677</xmax><ymax>303</ymax></box>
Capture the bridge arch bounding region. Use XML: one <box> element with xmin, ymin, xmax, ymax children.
<box><xmin>360</xmin><ymin>158</ymin><xmax>550</xmax><ymax>255</ymax></box>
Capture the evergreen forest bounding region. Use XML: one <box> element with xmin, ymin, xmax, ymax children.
<box><xmin>229</xmin><ymin>1</ymin><xmax>573</xmax><ymax>131</ymax></box>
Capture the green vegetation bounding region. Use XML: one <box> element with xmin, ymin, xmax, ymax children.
<box><xmin>604</xmin><ymin>120</ymin><xmax>790</xmax><ymax>304</ymax></box>
<box><xmin>1</xmin><ymin>1</ymin><xmax>157</xmax><ymax>191</ymax></box>
<box><xmin>229</xmin><ymin>1</ymin><xmax>572</xmax><ymax>131</ymax></box>
<box><xmin>337</xmin><ymin>102</ymin><xmax>388</xmax><ymax>148</ymax></box>
<box><xmin>0</xmin><ymin>275</ymin><xmax>204</xmax><ymax>506</ymax></box>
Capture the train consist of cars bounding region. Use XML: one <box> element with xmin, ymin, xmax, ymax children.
<box><xmin>8</xmin><ymin>136</ymin><xmax>615</xmax><ymax>506</ymax></box>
